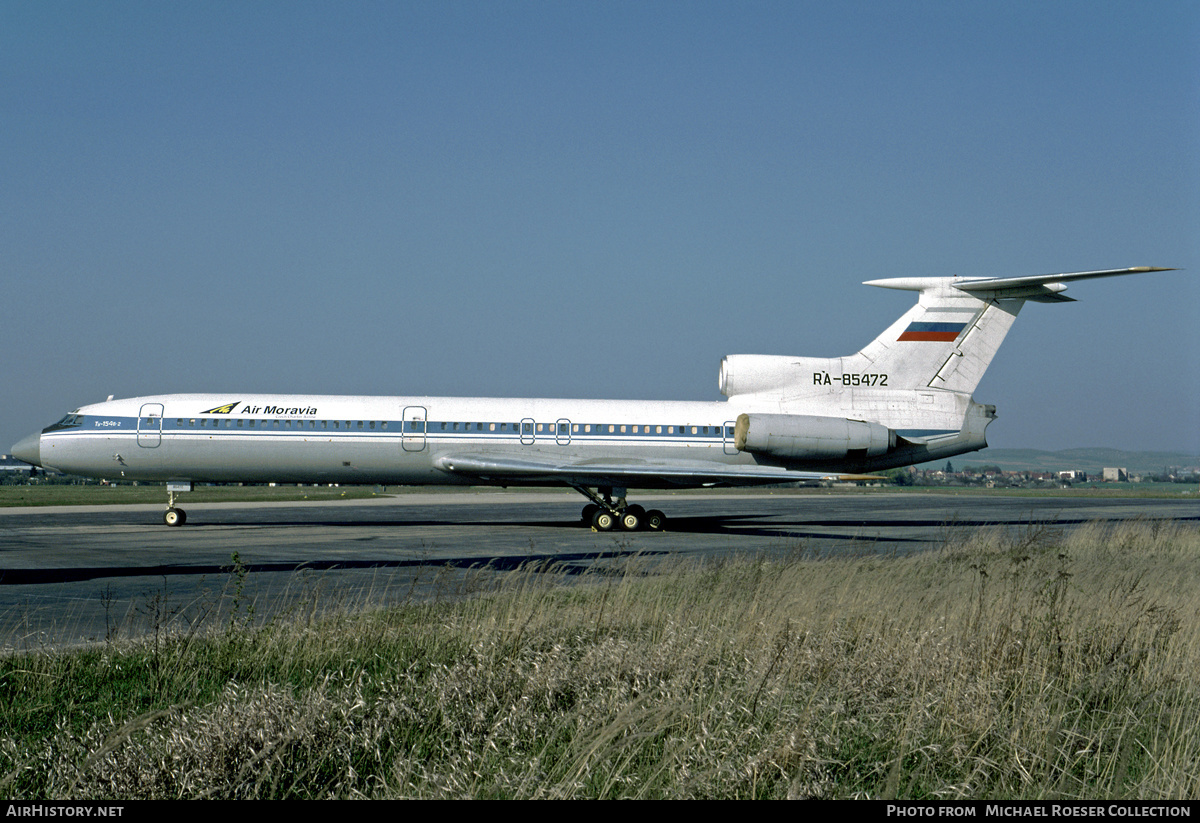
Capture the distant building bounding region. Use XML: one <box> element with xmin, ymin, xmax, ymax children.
<box><xmin>0</xmin><ymin>454</ymin><xmax>65</xmax><ymax>481</ymax></box>
<box><xmin>0</xmin><ymin>453</ymin><xmax>35</xmax><ymax>479</ymax></box>
<box><xmin>1103</xmin><ymin>467</ymin><xmax>1129</xmax><ymax>482</ymax></box>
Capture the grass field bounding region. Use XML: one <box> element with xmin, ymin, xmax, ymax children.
<box><xmin>2</xmin><ymin>520</ymin><xmax>1199</xmax><ymax>798</ymax></box>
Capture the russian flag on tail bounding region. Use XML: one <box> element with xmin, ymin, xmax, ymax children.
<box><xmin>897</xmin><ymin>321</ymin><xmax>967</xmax><ymax>342</ymax></box>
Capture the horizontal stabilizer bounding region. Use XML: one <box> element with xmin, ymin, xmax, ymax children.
<box><xmin>952</xmin><ymin>267</ymin><xmax>1176</xmax><ymax>302</ymax></box>
<box><xmin>864</xmin><ymin>267</ymin><xmax>1175</xmax><ymax>300</ymax></box>
<box><xmin>951</xmin><ymin>266</ymin><xmax>1175</xmax><ymax>293</ymax></box>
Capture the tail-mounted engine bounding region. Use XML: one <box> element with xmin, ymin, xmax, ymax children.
<box><xmin>734</xmin><ymin>413</ymin><xmax>896</xmax><ymax>460</ymax></box>
<box><xmin>719</xmin><ymin>355</ymin><xmax>806</xmax><ymax>397</ymax></box>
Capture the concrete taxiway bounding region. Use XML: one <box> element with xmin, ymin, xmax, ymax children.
<box><xmin>1</xmin><ymin>490</ymin><xmax>1196</xmax><ymax>649</ymax></box>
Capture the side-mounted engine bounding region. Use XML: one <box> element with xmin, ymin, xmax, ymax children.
<box><xmin>734</xmin><ymin>413</ymin><xmax>895</xmax><ymax>460</ymax></box>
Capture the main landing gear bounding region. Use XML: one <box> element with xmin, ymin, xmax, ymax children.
<box><xmin>163</xmin><ymin>482</ymin><xmax>192</xmax><ymax>527</ymax></box>
<box><xmin>573</xmin><ymin>485</ymin><xmax>666</xmax><ymax>532</ymax></box>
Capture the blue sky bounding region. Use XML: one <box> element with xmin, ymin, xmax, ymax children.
<box><xmin>4</xmin><ymin>1</ymin><xmax>1197</xmax><ymax>455</ymax></box>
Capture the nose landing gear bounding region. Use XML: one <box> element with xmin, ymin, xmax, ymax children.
<box><xmin>163</xmin><ymin>482</ymin><xmax>193</xmax><ymax>527</ymax></box>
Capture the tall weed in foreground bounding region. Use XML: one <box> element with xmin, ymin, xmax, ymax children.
<box><xmin>2</xmin><ymin>522</ymin><xmax>1199</xmax><ymax>798</ymax></box>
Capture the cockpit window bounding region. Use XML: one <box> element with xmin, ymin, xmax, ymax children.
<box><xmin>43</xmin><ymin>412</ymin><xmax>83</xmax><ymax>433</ymax></box>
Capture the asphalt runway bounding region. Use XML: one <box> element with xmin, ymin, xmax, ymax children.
<box><xmin>1</xmin><ymin>490</ymin><xmax>1196</xmax><ymax>649</ymax></box>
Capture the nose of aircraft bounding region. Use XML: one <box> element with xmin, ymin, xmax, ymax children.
<box><xmin>11</xmin><ymin>432</ymin><xmax>41</xmax><ymax>467</ymax></box>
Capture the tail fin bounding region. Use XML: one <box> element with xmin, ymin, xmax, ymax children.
<box><xmin>858</xmin><ymin>267</ymin><xmax>1173</xmax><ymax>393</ymax></box>
<box><xmin>854</xmin><ymin>277</ymin><xmax>1022</xmax><ymax>393</ymax></box>
<box><xmin>719</xmin><ymin>267</ymin><xmax>1174</xmax><ymax>398</ymax></box>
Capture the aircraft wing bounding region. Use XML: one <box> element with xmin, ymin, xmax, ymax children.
<box><xmin>432</xmin><ymin>454</ymin><xmax>861</xmax><ymax>488</ymax></box>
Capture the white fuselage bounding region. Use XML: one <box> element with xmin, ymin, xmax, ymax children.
<box><xmin>32</xmin><ymin>390</ymin><xmax>982</xmax><ymax>488</ymax></box>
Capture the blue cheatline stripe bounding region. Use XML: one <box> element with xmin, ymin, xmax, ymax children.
<box><xmin>55</xmin><ymin>415</ymin><xmax>736</xmax><ymax>442</ymax></box>
<box><xmin>60</xmin><ymin>416</ymin><xmax>962</xmax><ymax>442</ymax></box>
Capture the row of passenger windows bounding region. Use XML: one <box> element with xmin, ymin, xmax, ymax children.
<box><xmin>175</xmin><ymin>418</ymin><xmax>385</xmax><ymax>430</ymax></box>
<box><xmin>514</xmin><ymin>422</ymin><xmax>733</xmax><ymax>436</ymax></box>
<box><xmin>166</xmin><ymin>418</ymin><xmax>733</xmax><ymax>436</ymax></box>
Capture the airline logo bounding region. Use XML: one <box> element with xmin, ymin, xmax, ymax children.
<box><xmin>897</xmin><ymin>322</ymin><xmax>966</xmax><ymax>342</ymax></box>
<box><xmin>200</xmin><ymin>401</ymin><xmax>320</xmax><ymax>416</ymax></box>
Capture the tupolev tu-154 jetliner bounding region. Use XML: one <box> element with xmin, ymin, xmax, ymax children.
<box><xmin>11</xmin><ymin>266</ymin><xmax>1174</xmax><ymax>529</ymax></box>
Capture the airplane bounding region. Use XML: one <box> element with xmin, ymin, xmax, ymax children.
<box><xmin>10</xmin><ymin>266</ymin><xmax>1175</xmax><ymax>530</ymax></box>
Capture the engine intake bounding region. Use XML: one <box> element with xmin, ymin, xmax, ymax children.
<box><xmin>734</xmin><ymin>413</ymin><xmax>895</xmax><ymax>460</ymax></box>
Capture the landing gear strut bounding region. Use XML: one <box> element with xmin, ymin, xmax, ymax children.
<box><xmin>163</xmin><ymin>482</ymin><xmax>192</xmax><ymax>527</ymax></box>
<box><xmin>573</xmin><ymin>485</ymin><xmax>666</xmax><ymax>532</ymax></box>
